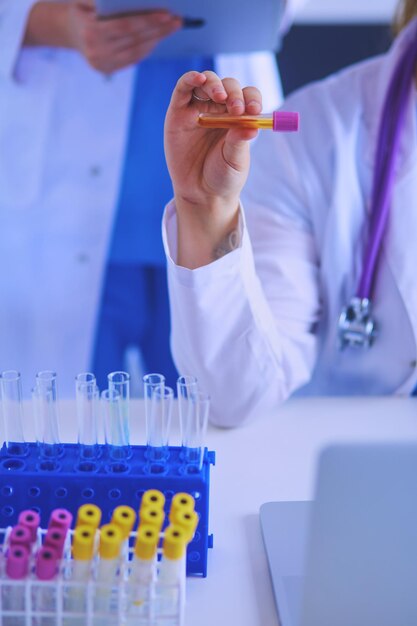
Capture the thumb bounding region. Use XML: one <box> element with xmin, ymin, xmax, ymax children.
<box><xmin>222</xmin><ymin>129</ymin><xmax>257</xmax><ymax>172</ymax></box>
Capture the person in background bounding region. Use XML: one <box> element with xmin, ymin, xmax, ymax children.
<box><xmin>0</xmin><ymin>0</ymin><xmax>302</xmax><ymax>394</ymax></box>
<box><xmin>163</xmin><ymin>0</ymin><xmax>417</xmax><ymax>425</ymax></box>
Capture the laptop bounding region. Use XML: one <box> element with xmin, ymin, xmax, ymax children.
<box><xmin>260</xmin><ymin>443</ymin><xmax>417</xmax><ymax>626</ymax></box>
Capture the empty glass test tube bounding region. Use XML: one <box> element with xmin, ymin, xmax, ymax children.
<box><xmin>143</xmin><ymin>372</ymin><xmax>165</xmax><ymax>435</ymax></box>
<box><xmin>0</xmin><ymin>370</ymin><xmax>28</xmax><ymax>455</ymax></box>
<box><xmin>147</xmin><ymin>384</ymin><xmax>174</xmax><ymax>461</ymax></box>
<box><xmin>177</xmin><ymin>377</ymin><xmax>209</xmax><ymax>469</ymax></box>
<box><xmin>75</xmin><ymin>372</ymin><xmax>99</xmax><ymax>460</ymax></box>
<box><xmin>198</xmin><ymin>111</ymin><xmax>299</xmax><ymax>131</ymax></box>
<box><xmin>32</xmin><ymin>371</ymin><xmax>62</xmax><ymax>458</ymax></box>
<box><xmin>107</xmin><ymin>371</ymin><xmax>130</xmax><ymax>452</ymax></box>
<box><xmin>101</xmin><ymin>388</ymin><xmax>129</xmax><ymax>461</ymax></box>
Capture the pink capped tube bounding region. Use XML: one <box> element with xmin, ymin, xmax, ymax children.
<box><xmin>6</xmin><ymin>544</ymin><xmax>30</xmax><ymax>579</ymax></box>
<box><xmin>18</xmin><ymin>509</ymin><xmax>40</xmax><ymax>543</ymax></box>
<box><xmin>48</xmin><ymin>508</ymin><xmax>73</xmax><ymax>532</ymax></box>
<box><xmin>9</xmin><ymin>525</ymin><xmax>32</xmax><ymax>550</ymax></box>
<box><xmin>35</xmin><ymin>546</ymin><xmax>59</xmax><ymax>580</ymax></box>
<box><xmin>44</xmin><ymin>526</ymin><xmax>67</xmax><ymax>558</ymax></box>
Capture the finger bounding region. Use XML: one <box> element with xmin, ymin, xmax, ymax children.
<box><xmin>242</xmin><ymin>86</ymin><xmax>262</xmax><ymax>114</ymax></box>
<box><xmin>75</xmin><ymin>0</ymin><xmax>95</xmax><ymax>8</ymax></box>
<box><xmin>104</xmin><ymin>20</ymin><xmax>180</xmax><ymax>52</ymax></box>
<box><xmin>100</xmin><ymin>41</ymin><xmax>158</xmax><ymax>71</ymax></box>
<box><xmin>221</xmin><ymin>77</ymin><xmax>245</xmax><ymax>115</ymax></box>
<box><xmin>222</xmin><ymin>128</ymin><xmax>257</xmax><ymax>171</ymax></box>
<box><xmin>170</xmin><ymin>71</ymin><xmax>209</xmax><ymax>109</ymax></box>
<box><xmin>195</xmin><ymin>70</ymin><xmax>228</xmax><ymax>104</ymax></box>
<box><xmin>97</xmin><ymin>11</ymin><xmax>179</xmax><ymax>40</ymax></box>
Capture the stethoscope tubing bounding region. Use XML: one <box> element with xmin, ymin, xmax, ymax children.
<box><xmin>357</xmin><ymin>27</ymin><xmax>417</xmax><ymax>299</ymax></box>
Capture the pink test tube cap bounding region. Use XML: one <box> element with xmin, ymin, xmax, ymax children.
<box><xmin>6</xmin><ymin>544</ymin><xmax>30</xmax><ymax>580</ymax></box>
<box><xmin>18</xmin><ymin>510</ymin><xmax>40</xmax><ymax>543</ymax></box>
<box><xmin>273</xmin><ymin>111</ymin><xmax>299</xmax><ymax>132</ymax></box>
<box><xmin>9</xmin><ymin>524</ymin><xmax>32</xmax><ymax>549</ymax></box>
<box><xmin>49</xmin><ymin>508</ymin><xmax>73</xmax><ymax>531</ymax></box>
<box><xmin>44</xmin><ymin>526</ymin><xmax>67</xmax><ymax>558</ymax></box>
<box><xmin>35</xmin><ymin>546</ymin><xmax>58</xmax><ymax>580</ymax></box>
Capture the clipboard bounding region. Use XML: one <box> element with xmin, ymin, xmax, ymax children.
<box><xmin>95</xmin><ymin>0</ymin><xmax>285</xmax><ymax>58</ymax></box>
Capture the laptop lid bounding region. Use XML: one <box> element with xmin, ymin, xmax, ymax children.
<box><xmin>260</xmin><ymin>501</ymin><xmax>310</xmax><ymax>626</ymax></box>
<box><xmin>260</xmin><ymin>443</ymin><xmax>417</xmax><ymax>626</ymax></box>
<box><xmin>300</xmin><ymin>443</ymin><xmax>417</xmax><ymax>626</ymax></box>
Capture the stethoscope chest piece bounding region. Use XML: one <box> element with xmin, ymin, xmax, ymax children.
<box><xmin>338</xmin><ymin>297</ymin><xmax>377</xmax><ymax>350</ymax></box>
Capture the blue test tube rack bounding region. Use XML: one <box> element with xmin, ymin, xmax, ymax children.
<box><xmin>0</xmin><ymin>442</ymin><xmax>215</xmax><ymax>577</ymax></box>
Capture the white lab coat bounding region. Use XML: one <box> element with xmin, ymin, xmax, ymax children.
<box><xmin>164</xmin><ymin>19</ymin><xmax>417</xmax><ymax>427</ymax></box>
<box><xmin>0</xmin><ymin>0</ymin><xmax>288</xmax><ymax>395</ymax></box>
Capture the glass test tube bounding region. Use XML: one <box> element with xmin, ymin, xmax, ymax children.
<box><xmin>143</xmin><ymin>373</ymin><xmax>165</xmax><ymax>447</ymax></box>
<box><xmin>177</xmin><ymin>376</ymin><xmax>209</xmax><ymax>468</ymax></box>
<box><xmin>34</xmin><ymin>546</ymin><xmax>59</xmax><ymax>626</ymax></box>
<box><xmin>147</xmin><ymin>385</ymin><xmax>174</xmax><ymax>462</ymax></box>
<box><xmin>3</xmin><ymin>544</ymin><xmax>30</xmax><ymax>620</ymax></box>
<box><xmin>32</xmin><ymin>371</ymin><xmax>62</xmax><ymax>458</ymax></box>
<box><xmin>0</xmin><ymin>370</ymin><xmax>28</xmax><ymax>455</ymax></box>
<box><xmin>197</xmin><ymin>111</ymin><xmax>299</xmax><ymax>132</ymax></box>
<box><xmin>101</xmin><ymin>389</ymin><xmax>129</xmax><ymax>460</ymax></box>
<box><xmin>107</xmin><ymin>371</ymin><xmax>130</xmax><ymax>451</ymax></box>
<box><xmin>75</xmin><ymin>372</ymin><xmax>99</xmax><ymax>460</ymax></box>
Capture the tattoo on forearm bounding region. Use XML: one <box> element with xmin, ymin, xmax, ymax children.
<box><xmin>213</xmin><ymin>229</ymin><xmax>240</xmax><ymax>260</ymax></box>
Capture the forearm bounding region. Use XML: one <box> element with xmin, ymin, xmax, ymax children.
<box><xmin>176</xmin><ymin>199</ymin><xmax>240</xmax><ymax>269</ymax></box>
<box><xmin>23</xmin><ymin>2</ymin><xmax>73</xmax><ymax>48</ymax></box>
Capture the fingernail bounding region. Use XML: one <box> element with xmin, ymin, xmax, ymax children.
<box><xmin>247</xmin><ymin>100</ymin><xmax>260</xmax><ymax>108</ymax></box>
<box><xmin>212</xmin><ymin>87</ymin><xmax>227</xmax><ymax>98</ymax></box>
<box><xmin>231</xmin><ymin>98</ymin><xmax>244</xmax><ymax>109</ymax></box>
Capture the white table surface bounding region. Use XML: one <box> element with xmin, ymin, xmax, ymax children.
<box><xmin>8</xmin><ymin>396</ymin><xmax>417</xmax><ymax>625</ymax></box>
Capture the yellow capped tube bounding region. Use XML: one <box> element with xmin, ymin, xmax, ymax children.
<box><xmin>162</xmin><ymin>525</ymin><xmax>187</xmax><ymax>562</ymax></box>
<box><xmin>70</xmin><ymin>524</ymin><xmax>95</xmax><ymax>599</ymax></box>
<box><xmin>76</xmin><ymin>504</ymin><xmax>102</xmax><ymax>530</ymax></box>
<box><xmin>157</xmin><ymin>525</ymin><xmax>187</xmax><ymax>612</ymax></box>
<box><xmin>130</xmin><ymin>524</ymin><xmax>159</xmax><ymax>606</ymax></box>
<box><xmin>170</xmin><ymin>509</ymin><xmax>199</xmax><ymax>543</ymax></box>
<box><xmin>134</xmin><ymin>525</ymin><xmax>159</xmax><ymax>561</ymax></box>
<box><xmin>99</xmin><ymin>524</ymin><xmax>123</xmax><ymax>560</ymax></box>
<box><xmin>169</xmin><ymin>493</ymin><xmax>195</xmax><ymax>523</ymax></box>
<box><xmin>140</xmin><ymin>489</ymin><xmax>165</xmax><ymax>511</ymax></box>
<box><xmin>111</xmin><ymin>505</ymin><xmax>136</xmax><ymax>540</ymax></box>
<box><xmin>72</xmin><ymin>525</ymin><xmax>95</xmax><ymax>561</ymax></box>
<box><xmin>95</xmin><ymin>523</ymin><xmax>123</xmax><ymax>613</ymax></box>
<box><xmin>139</xmin><ymin>507</ymin><xmax>165</xmax><ymax>533</ymax></box>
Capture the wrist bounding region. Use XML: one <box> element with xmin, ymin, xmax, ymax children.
<box><xmin>24</xmin><ymin>2</ymin><xmax>74</xmax><ymax>48</ymax></box>
<box><xmin>175</xmin><ymin>196</ymin><xmax>241</xmax><ymax>269</ymax></box>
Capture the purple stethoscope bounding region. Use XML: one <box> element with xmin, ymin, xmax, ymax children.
<box><xmin>338</xmin><ymin>28</ymin><xmax>417</xmax><ymax>349</ymax></box>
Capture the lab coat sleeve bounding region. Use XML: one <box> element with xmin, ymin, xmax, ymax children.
<box><xmin>163</xmin><ymin>129</ymin><xmax>321</xmax><ymax>427</ymax></box>
<box><xmin>0</xmin><ymin>0</ymin><xmax>38</xmax><ymax>80</ymax></box>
